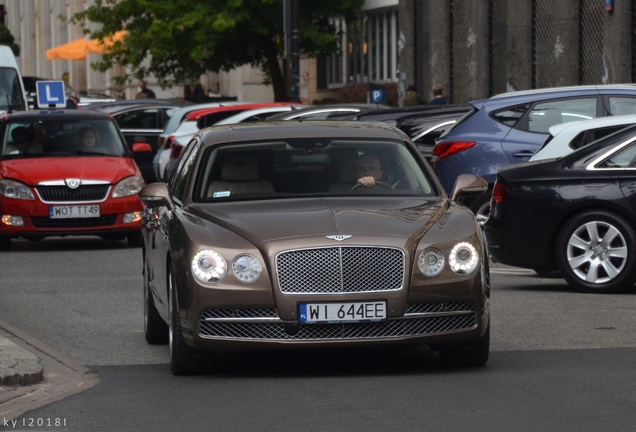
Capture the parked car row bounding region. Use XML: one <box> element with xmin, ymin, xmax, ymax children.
<box><xmin>432</xmin><ymin>84</ymin><xmax>636</xmax><ymax>294</ymax></box>
<box><xmin>145</xmin><ymin>102</ymin><xmax>472</xmax><ymax>183</ymax></box>
<box><xmin>432</xmin><ymin>84</ymin><xmax>636</xmax><ymax>223</ymax></box>
<box><xmin>153</xmin><ymin>102</ymin><xmax>303</xmax><ymax>181</ymax></box>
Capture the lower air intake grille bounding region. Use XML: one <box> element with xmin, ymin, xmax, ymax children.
<box><xmin>199</xmin><ymin>302</ymin><xmax>476</xmax><ymax>340</ymax></box>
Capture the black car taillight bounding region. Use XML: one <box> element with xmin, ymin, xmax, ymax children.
<box><xmin>432</xmin><ymin>141</ymin><xmax>475</xmax><ymax>159</ymax></box>
<box><xmin>489</xmin><ymin>179</ymin><xmax>505</xmax><ymax>220</ymax></box>
<box><xmin>491</xmin><ymin>180</ymin><xmax>505</xmax><ymax>204</ymax></box>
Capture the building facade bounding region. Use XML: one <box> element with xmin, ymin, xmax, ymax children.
<box><xmin>3</xmin><ymin>1</ymin><xmax>634</xmax><ymax>105</ymax></box>
<box><xmin>400</xmin><ymin>0</ymin><xmax>634</xmax><ymax>105</ymax></box>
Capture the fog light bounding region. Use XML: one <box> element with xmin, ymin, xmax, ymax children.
<box><xmin>1</xmin><ymin>215</ymin><xmax>25</xmax><ymax>226</ymax></box>
<box><xmin>123</xmin><ymin>212</ymin><xmax>142</xmax><ymax>224</ymax></box>
<box><xmin>449</xmin><ymin>242</ymin><xmax>478</xmax><ymax>275</ymax></box>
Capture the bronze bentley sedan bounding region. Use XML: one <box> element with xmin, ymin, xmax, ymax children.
<box><xmin>139</xmin><ymin>120</ymin><xmax>490</xmax><ymax>374</ymax></box>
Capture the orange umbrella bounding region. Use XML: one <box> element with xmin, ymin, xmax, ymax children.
<box><xmin>86</xmin><ymin>30</ymin><xmax>126</xmax><ymax>54</ymax></box>
<box><xmin>46</xmin><ymin>38</ymin><xmax>90</xmax><ymax>60</ymax></box>
<box><xmin>46</xmin><ymin>30</ymin><xmax>126</xmax><ymax>60</ymax></box>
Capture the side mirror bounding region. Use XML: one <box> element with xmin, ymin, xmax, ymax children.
<box><xmin>140</xmin><ymin>182</ymin><xmax>174</xmax><ymax>210</ymax></box>
<box><xmin>131</xmin><ymin>142</ymin><xmax>153</xmax><ymax>153</ymax></box>
<box><xmin>450</xmin><ymin>174</ymin><xmax>488</xmax><ymax>202</ymax></box>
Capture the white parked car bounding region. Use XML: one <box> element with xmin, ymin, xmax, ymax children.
<box><xmin>158</xmin><ymin>103</ymin><xmax>301</xmax><ymax>181</ymax></box>
<box><xmin>212</xmin><ymin>105</ymin><xmax>303</xmax><ymax>126</ymax></box>
<box><xmin>529</xmin><ymin>114</ymin><xmax>636</xmax><ymax>161</ymax></box>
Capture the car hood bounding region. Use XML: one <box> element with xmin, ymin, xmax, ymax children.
<box><xmin>0</xmin><ymin>157</ymin><xmax>139</xmax><ymax>184</ymax></box>
<box><xmin>188</xmin><ymin>197</ymin><xmax>449</xmax><ymax>246</ymax></box>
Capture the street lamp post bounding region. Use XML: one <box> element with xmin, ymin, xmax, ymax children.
<box><xmin>285</xmin><ymin>0</ymin><xmax>300</xmax><ymax>102</ymax></box>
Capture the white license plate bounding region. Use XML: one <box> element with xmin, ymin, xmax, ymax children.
<box><xmin>49</xmin><ymin>205</ymin><xmax>100</xmax><ymax>219</ymax></box>
<box><xmin>299</xmin><ymin>301</ymin><xmax>387</xmax><ymax>324</ymax></box>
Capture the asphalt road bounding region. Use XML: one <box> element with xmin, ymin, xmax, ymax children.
<box><xmin>1</xmin><ymin>237</ymin><xmax>636</xmax><ymax>432</ymax></box>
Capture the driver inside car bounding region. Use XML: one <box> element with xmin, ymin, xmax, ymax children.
<box><xmin>355</xmin><ymin>153</ymin><xmax>384</xmax><ymax>188</ymax></box>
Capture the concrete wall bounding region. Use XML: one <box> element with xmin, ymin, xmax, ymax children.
<box><xmin>401</xmin><ymin>0</ymin><xmax>635</xmax><ymax>105</ymax></box>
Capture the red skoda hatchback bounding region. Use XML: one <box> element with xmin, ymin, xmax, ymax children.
<box><xmin>0</xmin><ymin>110</ymin><xmax>150</xmax><ymax>250</ymax></box>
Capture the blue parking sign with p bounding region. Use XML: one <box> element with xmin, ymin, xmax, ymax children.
<box><xmin>36</xmin><ymin>80</ymin><xmax>66</xmax><ymax>108</ymax></box>
<box><xmin>372</xmin><ymin>89</ymin><xmax>384</xmax><ymax>104</ymax></box>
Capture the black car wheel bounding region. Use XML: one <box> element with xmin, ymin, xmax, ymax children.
<box><xmin>168</xmin><ymin>266</ymin><xmax>199</xmax><ymax>375</ymax></box>
<box><xmin>556</xmin><ymin>210</ymin><xmax>636</xmax><ymax>293</ymax></box>
<box><xmin>144</xmin><ymin>261</ymin><xmax>168</xmax><ymax>344</ymax></box>
<box><xmin>439</xmin><ymin>324</ymin><xmax>490</xmax><ymax>367</ymax></box>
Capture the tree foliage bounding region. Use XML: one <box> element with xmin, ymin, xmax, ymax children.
<box><xmin>0</xmin><ymin>25</ymin><xmax>20</xmax><ymax>57</ymax></box>
<box><xmin>71</xmin><ymin>0</ymin><xmax>363</xmax><ymax>101</ymax></box>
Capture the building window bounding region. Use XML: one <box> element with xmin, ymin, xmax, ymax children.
<box><xmin>317</xmin><ymin>7</ymin><xmax>399</xmax><ymax>90</ymax></box>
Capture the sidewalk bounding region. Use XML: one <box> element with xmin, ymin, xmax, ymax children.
<box><xmin>0</xmin><ymin>322</ymin><xmax>97</xmax><ymax>421</ymax></box>
<box><xmin>0</xmin><ymin>329</ymin><xmax>43</xmax><ymax>387</ymax></box>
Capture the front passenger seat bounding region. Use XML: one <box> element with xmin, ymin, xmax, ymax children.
<box><xmin>207</xmin><ymin>154</ymin><xmax>274</xmax><ymax>197</ymax></box>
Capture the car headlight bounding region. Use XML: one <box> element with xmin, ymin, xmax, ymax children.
<box><xmin>449</xmin><ymin>242</ymin><xmax>479</xmax><ymax>275</ymax></box>
<box><xmin>0</xmin><ymin>179</ymin><xmax>35</xmax><ymax>200</ymax></box>
<box><xmin>232</xmin><ymin>254</ymin><xmax>262</xmax><ymax>283</ymax></box>
<box><xmin>192</xmin><ymin>250</ymin><xmax>227</xmax><ymax>283</ymax></box>
<box><xmin>112</xmin><ymin>176</ymin><xmax>143</xmax><ymax>198</ymax></box>
<box><xmin>418</xmin><ymin>248</ymin><xmax>445</xmax><ymax>277</ymax></box>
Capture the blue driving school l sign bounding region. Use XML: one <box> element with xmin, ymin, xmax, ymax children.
<box><xmin>36</xmin><ymin>80</ymin><xmax>66</xmax><ymax>108</ymax></box>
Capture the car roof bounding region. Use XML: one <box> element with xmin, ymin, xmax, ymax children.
<box><xmin>267</xmin><ymin>103</ymin><xmax>389</xmax><ymax>120</ymax></box>
<box><xmin>481</xmin><ymin>85</ymin><xmax>636</xmax><ymax>105</ymax></box>
<box><xmin>355</xmin><ymin>104</ymin><xmax>471</xmax><ymax>122</ymax></box>
<box><xmin>212</xmin><ymin>106</ymin><xmax>300</xmax><ymax>125</ymax></box>
<box><xmin>86</xmin><ymin>100</ymin><xmax>191</xmax><ymax>113</ymax></box>
<box><xmin>548</xmin><ymin>113</ymin><xmax>636</xmax><ymax>137</ymax></box>
<box><xmin>199</xmin><ymin>120</ymin><xmax>407</xmax><ymax>145</ymax></box>
<box><xmin>186</xmin><ymin>102</ymin><xmax>301</xmax><ymax>120</ymax></box>
<box><xmin>3</xmin><ymin>109</ymin><xmax>114</xmax><ymax>121</ymax></box>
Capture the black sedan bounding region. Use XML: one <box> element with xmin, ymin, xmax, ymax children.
<box><xmin>484</xmin><ymin>124</ymin><xmax>636</xmax><ymax>293</ymax></box>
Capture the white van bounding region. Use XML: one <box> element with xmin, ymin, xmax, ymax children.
<box><xmin>0</xmin><ymin>45</ymin><xmax>27</xmax><ymax>113</ymax></box>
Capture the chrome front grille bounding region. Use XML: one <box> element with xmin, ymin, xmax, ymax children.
<box><xmin>276</xmin><ymin>246</ymin><xmax>404</xmax><ymax>294</ymax></box>
<box><xmin>36</xmin><ymin>185</ymin><xmax>110</xmax><ymax>203</ymax></box>
<box><xmin>199</xmin><ymin>302</ymin><xmax>476</xmax><ymax>340</ymax></box>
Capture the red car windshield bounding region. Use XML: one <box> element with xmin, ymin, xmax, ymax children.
<box><xmin>1</xmin><ymin>119</ymin><xmax>127</xmax><ymax>158</ymax></box>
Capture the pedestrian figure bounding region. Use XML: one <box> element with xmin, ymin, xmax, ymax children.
<box><xmin>429</xmin><ymin>83</ymin><xmax>449</xmax><ymax>105</ymax></box>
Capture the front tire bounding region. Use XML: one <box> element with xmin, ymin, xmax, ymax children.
<box><xmin>439</xmin><ymin>325</ymin><xmax>490</xmax><ymax>367</ymax></box>
<box><xmin>168</xmin><ymin>267</ymin><xmax>199</xmax><ymax>375</ymax></box>
<box><xmin>144</xmin><ymin>261</ymin><xmax>168</xmax><ymax>344</ymax></box>
<box><xmin>556</xmin><ymin>210</ymin><xmax>636</xmax><ymax>293</ymax></box>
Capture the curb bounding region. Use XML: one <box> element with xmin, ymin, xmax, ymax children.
<box><xmin>0</xmin><ymin>330</ymin><xmax>44</xmax><ymax>387</ymax></box>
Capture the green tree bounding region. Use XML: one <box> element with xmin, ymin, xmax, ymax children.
<box><xmin>0</xmin><ymin>25</ymin><xmax>20</xmax><ymax>57</ymax></box>
<box><xmin>70</xmin><ymin>0</ymin><xmax>363</xmax><ymax>101</ymax></box>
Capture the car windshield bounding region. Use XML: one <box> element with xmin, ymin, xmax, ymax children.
<box><xmin>1</xmin><ymin>118</ymin><xmax>127</xmax><ymax>158</ymax></box>
<box><xmin>193</xmin><ymin>138</ymin><xmax>436</xmax><ymax>202</ymax></box>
